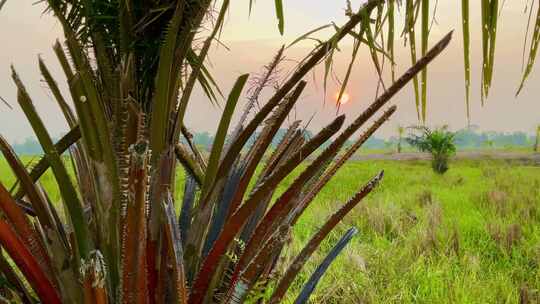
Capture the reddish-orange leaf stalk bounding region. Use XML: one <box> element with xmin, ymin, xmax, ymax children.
<box><xmin>120</xmin><ymin>143</ymin><xmax>150</xmax><ymax>304</ymax></box>
<box><xmin>0</xmin><ymin>184</ymin><xmax>54</xmax><ymax>283</ymax></box>
<box><xmin>0</xmin><ymin>219</ymin><xmax>61</xmax><ymax>304</ymax></box>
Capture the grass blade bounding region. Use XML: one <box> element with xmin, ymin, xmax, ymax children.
<box><xmin>481</xmin><ymin>0</ymin><xmax>499</xmax><ymax>102</ymax></box>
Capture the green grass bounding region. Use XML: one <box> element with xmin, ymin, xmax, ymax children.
<box><xmin>1</xmin><ymin>157</ymin><xmax>539</xmax><ymax>303</ymax></box>
<box><xmin>278</xmin><ymin>159</ymin><xmax>540</xmax><ymax>303</ymax></box>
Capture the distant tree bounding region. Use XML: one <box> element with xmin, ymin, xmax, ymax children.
<box><xmin>363</xmin><ymin>137</ymin><xmax>387</xmax><ymax>150</ymax></box>
<box><xmin>192</xmin><ymin>131</ymin><xmax>213</xmax><ymax>150</ymax></box>
<box><xmin>12</xmin><ymin>137</ymin><xmax>42</xmax><ymax>155</ymax></box>
<box><xmin>384</xmin><ymin>140</ymin><xmax>394</xmax><ymax>152</ymax></box>
<box><xmin>534</xmin><ymin>125</ymin><xmax>540</xmax><ymax>152</ymax></box>
<box><xmin>482</xmin><ymin>138</ymin><xmax>495</xmax><ymax>149</ymax></box>
<box><xmin>454</xmin><ymin>128</ymin><xmax>482</xmax><ymax>148</ymax></box>
<box><xmin>407</xmin><ymin>126</ymin><xmax>456</xmax><ymax>174</ymax></box>
<box><xmin>11</xmin><ymin>136</ymin><xmax>65</xmax><ymax>155</ymax></box>
<box><xmin>396</xmin><ymin>125</ymin><xmax>405</xmax><ymax>153</ymax></box>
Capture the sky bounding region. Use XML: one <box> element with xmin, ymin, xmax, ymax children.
<box><xmin>0</xmin><ymin>0</ymin><xmax>539</xmax><ymax>144</ymax></box>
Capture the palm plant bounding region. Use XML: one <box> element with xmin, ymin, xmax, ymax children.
<box><xmin>407</xmin><ymin>126</ymin><xmax>457</xmax><ymax>174</ymax></box>
<box><xmin>0</xmin><ymin>1</ymin><xmax>456</xmax><ymax>303</ymax></box>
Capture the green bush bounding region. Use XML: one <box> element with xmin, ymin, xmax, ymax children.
<box><xmin>407</xmin><ymin>126</ymin><xmax>457</xmax><ymax>174</ymax></box>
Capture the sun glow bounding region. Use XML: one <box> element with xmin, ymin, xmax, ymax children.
<box><xmin>336</xmin><ymin>92</ymin><xmax>350</xmax><ymax>105</ymax></box>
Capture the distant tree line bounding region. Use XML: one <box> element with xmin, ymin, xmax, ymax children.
<box><xmin>8</xmin><ymin>127</ymin><xmax>538</xmax><ymax>155</ymax></box>
<box><xmin>10</xmin><ymin>137</ymin><xmax>47</xmax><ymax>155</ymax></box>
<box><xmin>387</xmin><ymin>128</ymin><xmax>536</xmax><ymax>151</ymax></box>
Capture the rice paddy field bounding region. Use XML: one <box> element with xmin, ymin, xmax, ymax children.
<box><xmin>1</xmin><ymin>156</ymin><xmax>539</xmax><ymax>303</ymax></box>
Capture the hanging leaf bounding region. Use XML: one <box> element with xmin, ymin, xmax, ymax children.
<box><xmin>517</xmin><ymin>1</ymin><xmax>540</xmax><ymax>94</ymax></box>
<box><xmin>275</xmin><ymin>0</ymin><xmax>285</xmax><ymax>35</ymax></box>
<box><xmin>288</xmin><ymin>24</ymin><xmax>332</xmax><ymax>48</ymax></box>
<box><xmin>405</xmin><ymin>0</ymin><xmax>422</xmax><ymax>120</ymax></box>
<box><xmin>421</xmin><ymin>0</ymin><xmax>430</xmax><ymax>122</ymax></box>
<box><xmin>481</xmin><ymin>0</ymin><xmax>499</xmax><ymax>103</ymax></box>
<box><xmin>462</xmin><ymin>0</ymin><xmax>471</xmax><ymax>121</ymax></box>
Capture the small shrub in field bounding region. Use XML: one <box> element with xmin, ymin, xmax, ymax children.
<box><xmin>406</xmin><ymin>126</ymin><xmax>457</xmax><ymax>174</ymax></box>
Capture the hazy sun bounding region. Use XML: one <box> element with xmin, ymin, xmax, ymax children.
<box><xmin>335</xmin><ymin>92</ymin><xmax>350</xmax><ymax>105</ymax></box>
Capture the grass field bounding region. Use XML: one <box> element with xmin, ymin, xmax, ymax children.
<box><xmin>1</xmin><ymin>157</ymin><xmax>539</xmax><ymax>303</ymax></box>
